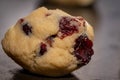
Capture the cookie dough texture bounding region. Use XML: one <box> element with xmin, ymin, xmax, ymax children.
<box><xmin>1</xmin><ymin>7</ymin><xmax>94</xmax><ymax>77</ymax></box>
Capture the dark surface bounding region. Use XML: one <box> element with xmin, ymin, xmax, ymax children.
<box><xmin>1</xmin><ymin>0</ymin><xmax>120</xmax><ymax>80</ymax></box>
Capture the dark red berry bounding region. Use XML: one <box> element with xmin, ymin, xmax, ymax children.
<box><xmin>39</xmin><ymin>42</ymin><xmax>47</xmax><ymax>55</ymax></box>
<box><xmin>84</xmin><ymin>38</ymin><xmax>93</xmax><ymax>48</ymax></box>
<box><xmin>80</xmin><ymin>50</ymin><xmax>90</xmax><ymax>63</ymax></box>
<box><xmin>74</xmin><ymin>48</ymin><xmax>90</xmax><ymax>65</ymax></box>
<box><xmin>45</xmin><ymin>13</ymin><xmax>51</xmax><ymax>17</ymax></box>
<box><xmin>74</xmin><ymin>35</ymin><xmax>93</xmax><ymax>49</ymax></box>
<box><xmin>86</xmin><ymin>48</ymin><xmax>94</xmax><ymax>56</ymax></box>
<box><xmin>46</xmin><ymin>34</ymin><xmax>57</xmax><ymax>47</ymax></box>
<box><xmin>19</xmin><ymin>18</ymin><xmax>24</xmax><ymax>24</ymax></box>
<box><xmin>22</xmin><ymin>23</ymin><xmax>32</xmax><ymax>35</ymax></box>
<box><xmin>59</xmin><ymin>17</ymin><xmax>80</xmax><ymax>39</ymax></box>
<box><xmin>73</xmin><ymin>34</ymin><xmax>94</xmax><ymax>65</ymax></box>
<box><xmin>74</xmin><ymin>49</ymin><xmax>84</xmax><ymax>60</ymax></box>
<box><xmin>19</xmin><ymin>18</ymin><xmax>32</xmax><ymax>35</ymax></box>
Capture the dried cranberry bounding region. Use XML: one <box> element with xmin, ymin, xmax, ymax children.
<box><xmin>39</xmin><ymin>42</ymin><xmax>47</xmax><ymax>55</ymax></box>
<box><xmin>19</xmin><ymin>18</ymin><xmax>32</xmax><ymax>35</ymax></box>
<box><xmin>74</xmin><ymin>35</ymin><xmax>93</xmax><ymax>49</ymax></box>
<box><xmin>74</xmin><ymin>48</ymin><xmax>91</xmax><ymax>65</ymax></box>
<box><xmin>45</xmin><ymin>13</ymin><xmax>51</xmax><ymax>17</ymax></box>
<box><xmin>46</xmin><ymin>34</ymin><xmax>57</xmax><ymax>47</ymax></box>
<box><xmin>73</xmin><ymin>34</ymin><xmax>94</xmax><ymax>65</ymax></box>
<box><xmin>59</xmin><ymin>17</ymin><xmax>80</xmax><ymax>39</ymax></box>
<box><xmin>86</xmin><ymin>48</ymin><xmax>94</xmax><ymax>56</ymax></box>
<box><xmin>80</xmin><ymin>50</ymin><xmax>90</xmax><ymax>64</ymax></box>
<box><xmin>22</xmin><ymin>23</ymin><xmax>32</xmax><ymax>35</ymax></box>
<box><xmin>19</xmin><ymin>18</ymin><xmax>24</xmax><ymax>24</ymax></box>
<box><xmin>84</xmin><ymin>38</ymin><xmax>93</xmax><ymax>48</ymax></box>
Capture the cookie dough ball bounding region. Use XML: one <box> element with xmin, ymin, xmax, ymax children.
<box><xmin>1</xmin><ymin>7</ymin><xmax>94</xmax><ymax>77</ymax></box>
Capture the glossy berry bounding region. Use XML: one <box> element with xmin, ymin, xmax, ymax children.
<box><xmin>22</xmin><ymin>23</ymin><xmax>32</xmax><ymax>35</ymax></box>
<box><xmin>45</xmin><ymin>13</ymin><xmax>51</xmax><ymax>17</ymax></box>
<box><xmin>39</xmin><ymin>42</ymin><xmax>47</xmax><ymax>55</ymax></box>
<box><xmin>19</xmin><ymin>18</ymin><xmax>24</xmax><ymax>24</ymax></box>
<box><xmin>19</xmin><ymin>18</ymin><xmax>32</xmax><ymax>35</ymax></box>
<box><xmin>59</xmin><ymin>17</ymin><xmax>80</xmax><ymax>39</ymax></box>
<box><xmin>46</xmin><ymin>34</ymin><xmax>57</xmax><ymax>47</ymax></box>
<box><xmin>74</xmin><ymin>35</ymin><xmax>93</xmax><ymax>49</ymax></box>
<box><xmin>86</xmin><ymin>48</ymin><xmax>94</xmax><ymax>56</ymax></box>
<box><xmin>73</xmin><ymin>34</ymin><xmax>94</xmax><ymax>65</ymax></box>
<box><xmin>84</xmin><ymin>38</ymin><xmax>93</xmax><ymax>48</ymax></box>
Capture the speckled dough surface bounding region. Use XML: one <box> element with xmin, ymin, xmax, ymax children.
<box><xmin>1</xmin><ymin>7</ymin><xmax>94</xmax><ymax>77</ymax></box>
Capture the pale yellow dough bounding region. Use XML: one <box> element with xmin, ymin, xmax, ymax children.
<box><xmin>1</xmin><ymin>7</ymin><xmax>94</xmax><ymax>77</ymax></box>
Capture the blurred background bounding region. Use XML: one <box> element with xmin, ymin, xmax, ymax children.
<box><xmin>0</xmin><ymin>0</ymin><xmax>120</xmax><ymax>80</ymax></box>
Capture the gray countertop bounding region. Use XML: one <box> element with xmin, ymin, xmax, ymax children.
<box><xmin>0</xmin><ymin>0</ymin><xmax>120</xmax><ymax>80</ymax></box>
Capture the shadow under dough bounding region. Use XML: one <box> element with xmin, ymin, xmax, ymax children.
<box><xmin>11</xmin><ymin>69</ymin><xmax>80</xmax><ymax>80</ymax></box>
